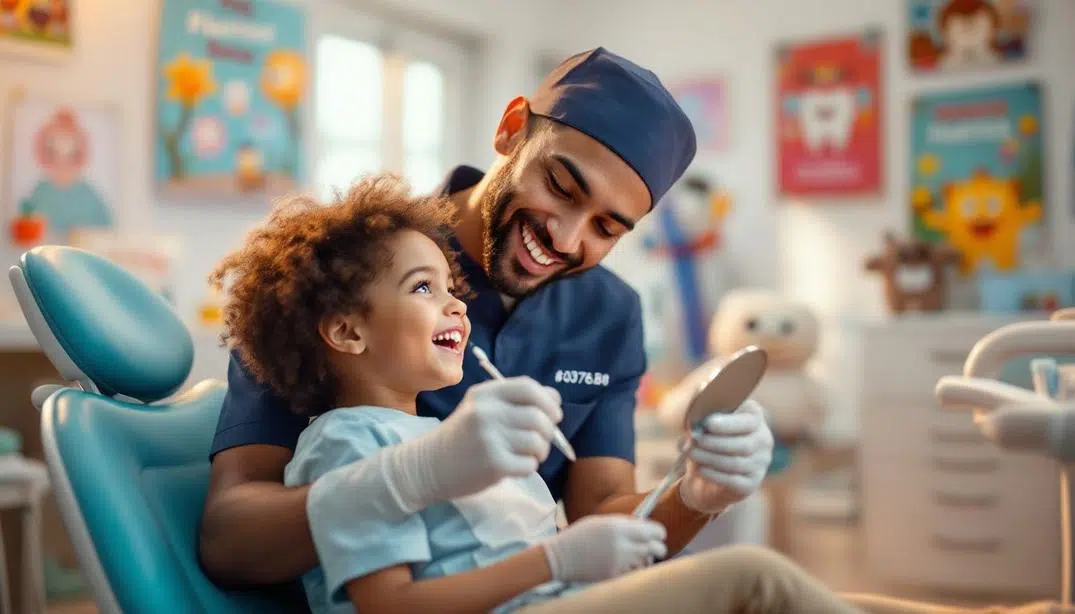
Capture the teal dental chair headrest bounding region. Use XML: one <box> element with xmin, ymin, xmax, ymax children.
<box><xmin>9</xmin><ymin>245</ymin><xmax>194</xmax><ymax>403</ymax></box>
<box><xmin>7</xmin><ymin>246</ymin><xmax>298</xmax><ymax>613</ymax></box>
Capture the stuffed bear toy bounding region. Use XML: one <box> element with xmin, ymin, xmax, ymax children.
<box><xmin>864</xmin><ymin>231</ymin><xmax>961</xmax><ymax>314</ymax></box>
<box><xmin>658</xmin><ymin>288</ymin><xmax>826</xmax><ymax>553</ymax></box>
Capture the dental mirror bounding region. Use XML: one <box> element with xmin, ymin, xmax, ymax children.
<box><xmin>633</xmin><ymin>345</ymin><xmax>769</xmax><ymax>519</ymax></box>
<box><xmin>683</xmin><ymin>345</ymin><xmax>769</xmax><ymax>429</ymax></box>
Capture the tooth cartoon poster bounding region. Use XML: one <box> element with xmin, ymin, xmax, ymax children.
<box><xmin>907</xmin><ymin>0</ymin><xmax>1032</xmax><ymax>74</ymax></box>
<box><xmin>154</xmin><ymin>0</ymin><xmax>306</xmax><ymax>201</ymax></box>
<box><xmin>775</xmin><ymin>30</ymin><xmax>883</xmax><ymax>197</ymax></box>
<box><xmin>910</xmin><ymin>82</ymin><xmax>1044</xmax><ymax>276</ymax></box>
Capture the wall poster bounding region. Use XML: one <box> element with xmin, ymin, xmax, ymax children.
<box><xmin>155</xmin><ymin>0</ymin><xmax>307</xmax><ymax>201</ymax></box>
<box><xmin>775</xmin><ymin>30</ymin><xmax>883</xmax><ymax>197</ymax></box>
<box><xmin>4</xmin><ymin>90</ymin><xmax>119</xmax><ymax>247</ymax></box>
<box><xmin>907</xmin><ymin>0</ymin><xmax>1032</xmax><ymax>74</ymax></box>
<box><xmin>910</xmin><ymin>82</ymin><xmax>1045</xmax><ymax>276</ymax></box>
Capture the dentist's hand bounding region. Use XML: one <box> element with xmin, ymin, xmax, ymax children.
<box><xmin>321</xmin><ymin>377</ymin><xmax>563</xmax><ymax>521</ymax></box>
<box><xmin>542</xmin><ymin>515</ymin><xmax>667</xmax><ymax>582</ymax></box>
<box><xmin>678</xmin><ymin>399</ymin><xmax>774</xmax><ymax>514</ymax></box>
<box><xmin>430</xmin><ymin>377</ymin><xmax>563</xmax><ymax>497</ymax></box>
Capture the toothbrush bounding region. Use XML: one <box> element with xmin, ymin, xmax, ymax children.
<box><xmin>471</xmin><ymin>346</ymin><xmax>577</xmax><ymax>462</ymax></box>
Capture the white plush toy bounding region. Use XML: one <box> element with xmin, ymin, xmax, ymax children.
<box><xmin>658</xmin><ymin>288</ymin><xmax>827</xmax><ymax>553</ymax></box>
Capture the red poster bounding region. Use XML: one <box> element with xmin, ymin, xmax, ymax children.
<box><xmin>776</xmin><ymin>31</ymin><xmax>883</xmax><ymax>197</ymax></box>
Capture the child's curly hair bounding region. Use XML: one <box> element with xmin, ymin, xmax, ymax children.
<box><xmin>210</xmin><ymin>173</ymin><xmax>469</xmax><ymax>416</ymax></box>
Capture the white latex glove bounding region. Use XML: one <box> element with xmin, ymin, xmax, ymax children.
<box><xmin>381</xmin><ymin>376</ymin><xmax>563</xmax><ymax>514</ymax></box>
<box><xmin>679</xmin><ymin>399</ymin><xmax>774</xmax><ymax>514</ymax></box>
<box><xmin>542</xmin><ymin>515</ymin><xmax>667</xmax><ymax>582</ymax></box>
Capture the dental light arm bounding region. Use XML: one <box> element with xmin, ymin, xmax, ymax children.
<box><xmin>935</xmin><ymin>375</ymin><xmax>1051</xmax><ymax>414</ymax></box>
<box><xmin>1053</xmin><ymin>309</ymin><xmax>1075</xmax><ymax>322</ymax></box>
<box><xmin>962</xmin><ymin>321</ymin><xmax>1075</xmax><ymax>378</ymax></box>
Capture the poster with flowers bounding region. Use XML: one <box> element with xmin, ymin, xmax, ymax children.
<box><xmin>775</xmin><ymin>30</ymin><xmax>883</xmax><ymax>197</ymax></box>
<box><xmin>910</xmin><ymin>82</ymin><xmax>1044</xmax><ymax>277</ymax></box>
<box><xmin>154</xmin><ymin>0</ymin><xmax>306</xmax><ymax>201</ymax></box>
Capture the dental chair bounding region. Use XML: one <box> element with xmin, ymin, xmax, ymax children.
<box><xmin>9</xmin><ymin>245</ymin><xmax>294</xmax><ymax>613</ymax></box>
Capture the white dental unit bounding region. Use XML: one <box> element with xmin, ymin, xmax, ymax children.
<box><xmin>859</xmin><ymin>313</ymin><xmax>1064</xmax><ymax>597</ymax></box>
<box><xmin>859</xmin><ymin>307</ymin><xmax>1075</xmax><ymax>606</ymax></box>
<box><xmin>932</xmin><ymin>308</ymin><xmax>1075</xmax><ymax>605</ymax></box>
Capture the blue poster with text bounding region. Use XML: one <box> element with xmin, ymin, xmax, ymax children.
<box><xmin>155</xmin><ymin>0</ymin><xmax>306</xmax><ymax>201</ymax></box>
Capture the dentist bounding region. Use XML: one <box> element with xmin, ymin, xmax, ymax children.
<box><xmin>198</xmin><ymin>47</ymin><xmax>775</xmax><ymax>592</ymax></box>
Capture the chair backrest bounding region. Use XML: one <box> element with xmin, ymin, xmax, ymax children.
<box><xmin>10</xmin><ymin>246</ymin><xmax>295</xmax><ymax>614</ymax></box>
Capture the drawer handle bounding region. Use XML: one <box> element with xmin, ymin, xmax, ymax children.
<box><xmin>932</xmin><ymin>491</ymin><xmax>998</xmax><ymax>508</ymax></box>
<box><xmin>930</xmin><ymin>349</ymin><xmax>970</xmax><ymax>365</ymax></box>
<box><xmin>930</xmin><ymin>429</ymin><xmax>984</xmax><ymax>445</ymax></box>
<box><xmin>932</xmin><ymin>535</ymin><xmax>1001</xmax><ymax>553</ymax></box>
<box><xmin>931</xmin><ymin>457</ymin><xmax>999</xmax><ymax>473</ymax></box>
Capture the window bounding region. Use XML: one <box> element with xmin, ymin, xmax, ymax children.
<box><xmin>403</xmin><ymin>61</ymin><xmax>446</xmax><ymax>195</ymax></box>
<box><xmin>313</xmin><ymin>10</ymin><xmax>468</xmax><ymax>200</ymax></box>
<box><xmin>314</xmin><ymin>36</ymin><xmax>383</xmax><ymax>199</ymax></box>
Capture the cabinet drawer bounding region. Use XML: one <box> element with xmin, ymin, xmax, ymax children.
<box><xmin>863</xmin><ymin>449</ymin><xmax>1061</xmax><ymax>595</ymax></box>
<box><xmin>867</xmin><ymin>493</ymin><xmax>1059</xmax><ymax>595</ymax></box>
<box><xmin>863</xmin><ymin>401</ymin><xmax>992</xmax><ymax>458</ymax></box>
<box><xmin>862</xmin><ymin>330</ymin><xmax>984</xmax><ymax>403</ymax></box>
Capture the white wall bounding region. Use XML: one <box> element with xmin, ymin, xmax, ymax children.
<box><xmin>0</xmin><ymin>0</ymin><xmax>554</xmax><ymax>321</ymax></box>
<box><xmin>541</xmin><ymin>0</ymin><xmax>1075</xmax><ymax>439</ymax></box>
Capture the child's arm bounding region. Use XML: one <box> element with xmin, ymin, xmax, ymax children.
<box><xmin>346</xmin><ymin>546</ymin><xmax>551</xmax><ymax>614</ymax></box>
<box><xmin>347</xmin><ymin>514</ymin><xmax>669</xmax><ymax>614</ymax></box>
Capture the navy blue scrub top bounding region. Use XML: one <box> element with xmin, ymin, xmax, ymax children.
<box><xmin>209</xmin><ymin>166</ymin><xmax>648</xmax><ymax>501</ymax></box>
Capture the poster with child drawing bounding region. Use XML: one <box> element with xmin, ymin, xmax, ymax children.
<box><xmin>154</xmin><ymin>0</ymin><xmax>306</xmax><ymax>201</ymax></box>
<box><xmin>776</xmin><ymin>30</ymin><xmax>883</xmax><ymax>196</ymax></box>
<box><xmin>907</xmin><ymin>0</ymin><xmax>1032</xmax><ymax>74</ymax></box>
<box><xmin>910</xmin><ymin>82</ymin><xmax>1045</xmax><ymax>277</ymax></box>
<box><xmin>0</xmin><ymin>0</ymin><xmax>73</xmax><ymax>60</ymax></box>
<box><xmin>4</xmin><ymin>92</ymin><xmax>118</xmax><ymax>247</ymax></box>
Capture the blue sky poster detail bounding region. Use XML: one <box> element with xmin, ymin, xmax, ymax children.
<box><xmin>154</xmin><ymin>0</ymin><xmax>306</xmax><ymax>201</ymax></box>
<box><xmin>909</xmin><ymin>82</ymin><xmax>1044</xmax><ymax>277</ymax></box>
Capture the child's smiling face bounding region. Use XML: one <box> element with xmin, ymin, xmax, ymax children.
<box><xmin>330</xmin><ymin>229</ymin><xmax>471</xmax><ymax>396</ymax></box>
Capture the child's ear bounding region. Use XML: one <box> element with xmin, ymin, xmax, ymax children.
<box><xmin>318</xmin><ymin>314</ymin><xmax>366</xmax><ymax>355</ymax></box>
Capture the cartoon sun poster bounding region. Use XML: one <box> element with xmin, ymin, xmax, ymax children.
<box><xmin>907</xmin><ymin>0</ymin><xmax>1032</xmax><ymax>74</ymax></box>
<box><xmin>775</xmin><ymin>30</ymin><xmax>883</xmax><ymax>197</ymax></box>
<box><xmin>154</xmin><ymin>0</ymin><xmax>306</xmax><ymax>201</ymax></box>
<box><xmin>910</xmin><ymin>82</ymin><xmax>1045</xmax><ymax>277</ymax></box>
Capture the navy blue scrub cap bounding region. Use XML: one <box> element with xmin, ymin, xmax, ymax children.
<box><xmin>529</xmin><ymin>47</ymin><xmax>697</xmax><ymax>208</ymax></box>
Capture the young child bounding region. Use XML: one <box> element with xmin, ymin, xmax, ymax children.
<box><xmin>211</xmin><ymin>173</ymin><xmax>864</xmax><ymax>614</ymax></box>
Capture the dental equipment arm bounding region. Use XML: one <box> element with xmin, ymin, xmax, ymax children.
<box><xmin>979</xmin><ymin>402</ymin><xmax>1075</xmax><ymax>462</ymax></box>
<box><xmin>935</xmin><ymin>375</ymin><xmax>1055</xmax><ymax>418</ymax></box>
<box><xmin>962</xmin><ymin>320</ymin><xmax>1075</xmax><ymax>378</ymax></box>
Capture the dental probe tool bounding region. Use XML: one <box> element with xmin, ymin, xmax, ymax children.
<box><xmin>471</xmin><ymin>345</ymin><xmax>577</xmax><ymax>462</ymax></box>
